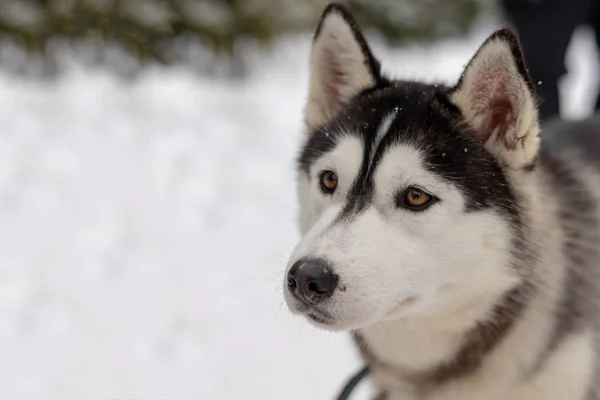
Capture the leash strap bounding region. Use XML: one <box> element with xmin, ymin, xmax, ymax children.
<box><xmin>336</xmin><ymin>365</ymin><xmax>370</xmax><ymax>400</ymax></box>
<box><xmin>336</xmin><ymin>365</ymin><xmax>388</xmax><ymax>400</ymax></box>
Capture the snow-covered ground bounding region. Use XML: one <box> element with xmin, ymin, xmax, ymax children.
<box><xmin>0</xmin><ymin>25</ymin><xmax>597</xmax><ymax>400</ymax></box>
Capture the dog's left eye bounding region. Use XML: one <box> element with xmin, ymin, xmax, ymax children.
<box><xmin>397</xmin><ymin>187</ymin><xmax>437</xmax><ymax>211</ymax></box>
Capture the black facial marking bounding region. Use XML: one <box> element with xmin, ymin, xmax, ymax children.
<box><xmin>298</xmin><ymin>125</ymin><xmax>343</xmax><ymax>174</ymax></box>
<box><xmin>299</xmin><ymin>80</ymin><xmax>520</xmax><ymax>221</ymax></box>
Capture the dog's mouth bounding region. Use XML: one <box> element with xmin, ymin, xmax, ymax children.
<box><xmin>294</xmin><ymin>304</ymin><xmax>334</xmax><ymax>325</ymax></box>
<box><xmin>307</xmin><ymin>311</ymin><xmax>333</xmax><ymax>324</ymax></box>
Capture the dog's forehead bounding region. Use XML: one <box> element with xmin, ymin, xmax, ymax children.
<box><xmin>299</xmin><ymin>82</ymin><xmax>448</xmax><ymax>172</ymax></box>
<box><xmin>300</xmin><ymin>81</ymin><xmax>476</xmax><ymax>177</ymax></box>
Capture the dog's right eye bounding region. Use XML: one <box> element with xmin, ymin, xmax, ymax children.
<box><xmin>319</xmin><ymin>170</ymin><xmax>338</xmax><ymax>194</ymax></box>
<box><xmin>396</xmin><ymin>187</ymin><xmax>437</xmax><ymax>211</ymax></box>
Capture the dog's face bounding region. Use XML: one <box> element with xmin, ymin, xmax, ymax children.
<box><xmin>284</xmin><ymin>4</ymin><xmax>540</xmax><ymax>331</ymax></box>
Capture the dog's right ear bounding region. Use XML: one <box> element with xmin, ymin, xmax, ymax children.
<box><xmin>305</xmin><ymin>3</ymin><xmax>381</xmax><ymax>132</ymax></box>
<box><xmin>451</xmin><ymin>29</ymin><xmax>540</xmax><ymax>169</ymax></box>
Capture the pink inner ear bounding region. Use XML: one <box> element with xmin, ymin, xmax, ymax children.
<box><xmin>321</xmin><ymin>47</ymin><xmax>346</xmax><ymax>114</ymax></box>
<box><xmin>470</xmin><ymin>68</ymin><xmax>517</xmax><ymax>147</ymax></box>
<box><xmin>489</xmin><ymin>97</ymin><xmax>515</xmax><ymax>149</ymax></box>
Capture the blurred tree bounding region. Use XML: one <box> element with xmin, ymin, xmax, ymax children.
<box><xmin>0</xmin><ymin>0</ymin><xmax>483</xmax><ymax>75</ymax></box>
<box><xmin>348</xmin><ymin>0</ymin><xmax>480</xmax><ymax>43</ymax></box>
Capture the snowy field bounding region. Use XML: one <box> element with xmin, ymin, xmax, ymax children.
<box><xmin>0</xmin><ymin>25</ymin><xmax>597</xmax><ymax>400</ymax></box>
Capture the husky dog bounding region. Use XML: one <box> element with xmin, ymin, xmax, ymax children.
<box><xmin>282</xmin><ymin>3</ymin><xmax>600</xmax><ymax>400</ymax></box>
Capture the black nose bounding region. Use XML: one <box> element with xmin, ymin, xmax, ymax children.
<box><xmin>287</xmin><ymin>258</ymin><xmax>339</xmax><ymax>305</ymax></box>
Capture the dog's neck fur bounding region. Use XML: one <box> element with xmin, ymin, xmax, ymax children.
<box><xmin>358</xmin><ymin>289</ymin><xmax>509</xmax><ymax>369</ymax></box>
<box><xmin>354</xmin><ymin>285</ymin><xmax>528</xmax><ymax>397</ymax></box>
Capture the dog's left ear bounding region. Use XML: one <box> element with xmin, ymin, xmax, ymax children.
<box><xmin>305</xmin><ymin>4</ymin><xmax>381</xmax><ymax>132</ymax></box>
<box><xmin>451</xmin><ymin>29</ymin><xmax>540</xmax><ymax>169</ymax></box>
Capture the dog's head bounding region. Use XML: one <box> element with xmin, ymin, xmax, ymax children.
<box><xmin>284</xmin><ymin>4</ymin><xmax>539</xmax><ymax>331</ymax></box>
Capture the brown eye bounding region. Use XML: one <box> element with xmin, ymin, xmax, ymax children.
<box><xmin>319</xmin><ymin>170</ymin><xmax>338</xmax><ymax>194</ymax></box>
<box><xmin>398</xmin><ymin>187</ymin><xmax>436</xmax><ymax>210</ymax></box>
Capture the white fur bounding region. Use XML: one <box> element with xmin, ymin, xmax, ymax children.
<box><xmin>366</xmin><ymin>111</ymin><xmax>396</xmax><ymax>173</ymax></box>
<box><xmin>508</xmin><ymin>332</ymin><xmax>595</xmax><ymax>400</ymax></box>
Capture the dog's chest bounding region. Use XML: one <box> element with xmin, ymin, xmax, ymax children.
<box><xmin>370</xmin><ymin>330</ymin><xmax>596</xmax><ymax>400</ymax></box>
